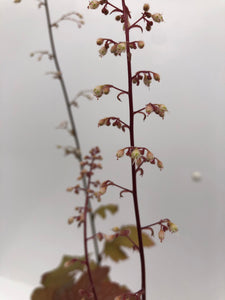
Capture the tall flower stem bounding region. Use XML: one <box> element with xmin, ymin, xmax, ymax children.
<box><xmin>122</xmin><ymin>1</ymin><xmax>146</xmax><ymax>299</ymax></box>
<box><xmin>43</xmin><ymin>0</ymin><xmax>100</xmax><ymax>264</ymax></box>
<box><xmin>83</xmin><ymin>159</ymin><xmax>98</xmax><ymax>300</ymax></box>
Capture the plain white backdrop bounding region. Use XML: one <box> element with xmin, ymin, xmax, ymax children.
<box><xmin>0</xmin><ymin>0</ymin><xmax>225</xmax><ymax>299</ymax></box>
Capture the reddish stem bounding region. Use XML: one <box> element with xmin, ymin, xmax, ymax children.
<box><xmin>83</xmin><ymin>159</ymin><xmax>98</xmax><ymax>300</ymax></box>
<box><xmin>122</xmin><ymin>1</ymin><xmax>146</xmax><ymax>299</ymax></box>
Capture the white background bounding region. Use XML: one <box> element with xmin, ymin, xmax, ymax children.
<box><xmin>0</xmin><ymin>0</ymin><xmax>225</xmax><ymax>299</ymax></box>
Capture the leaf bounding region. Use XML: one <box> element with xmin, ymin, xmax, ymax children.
<box><xmin>41</xmin><ymin>255</ymin><xmax>87</xmax><ymax>288</ymax></box>
<box><xmin>103</xmin><ymin>225</ymin><xmax>155</xmax><ymax>262</ymax></box>
<box><xmin>31</xmin><ymin>258</ymin><xmax>136</xmax><ymax>300</ymax></box>
<box><xmin>94</xmin><ymin>204</ymin><xmax>118</xmax><ymax>219</ymax></box>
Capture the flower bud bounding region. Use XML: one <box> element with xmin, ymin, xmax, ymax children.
<box><xmin>110</xmin><ymin>44</ymin><xmax>118</xmax><ymax>54</ymax></box>
<box><xmin>99</xmin><ymin>185</ymin><xmax>107</xmax><ymax>195</ymax></box>
<box><xmin>131</xmin><ymin>148</ymin><xmax>141</xmax><ymax>160</ymax></box>
<box><xmin>93</xmin><ymin>85</ymin><xmax>103</xmax><ymax>98</ymax></box>
<box><xmin>115</xmin><ymin>15</ymin><xmax>121</xmax><ymax>21</ymax></box>
<box><xmin>145</xmin><ymin>104</ymin><xmax>154</xmax><ymax>114</ymax></box>
<box><xmin>146</xmin><ymin>24</ymin><xmax>151</xmax><ymax>31</ymax></box>
<box><xmin>66</xmin><ymin>186</ymin><xmax>74</xmax><ymax>192</ymax></box>
<box><xmin>96</xmin><ymin>38</ymin><xmax>104</xmax><ymax>45</ymax></box>
<box><xmin>116</xmin><ymin>42</ymin><xmax>126</xmax><ymax>54</ymax></box>
<box><xmin>159</xmin><ymin>104</ymin><xmax>168</xmax><ymax>111</ymax></box>
<box><xmin>153</xmin><ymin>73</ymin><xmax>160</xmax><ymax>82</ymax></box>
<box><xmin>104</xmin><ymin>234</ymin><xmax>115</xmax><ymax>242</ymax></box>
<box><xmin>116</xmin><ymin>149</ymin><xmax>125</xmax><ymax>159</ymax></box>
<box><xmin>68</xmin><ymin>217</ymin><xmax>75</xmax><ymax>225</ymax></box>
<box><xmin>112</xmin><ymin>226</ymin><xmax>120</xmax><ymax>232</ymax></box>
<box><xmin>102</xmin><ymin>85</ymin><xmax>110</xmax><ymax>94</ymax></box>
<box><xmin>158</xmin><ymin>229</ymin><xmax>165</xmax><ymax>242</ymax></box>
<box><xmin>152</xmin><ymin>13</ymin><xmax>164</xmax><ymax>23</ymax></box>
<box><xmin>143</xmin><ymin>3</ymin><xmax>150</xmax><ymax>11</ymax></box>
<box><xmin>132</xmin><ymin>77</ymin><xmax>138</xmax><ymax>84</ymax></box>
<box><xmin>88</xmin><ymin>1</ymin><xmax>99</xmax><ymax>9</ymax></box>
<box><xmin>146</xmin><ymin>151</ymin><xmax>154</xmax><ymax>162</ymax></box>
<box><xmin>169</xmin><ymin>222</ymin><xmax>178</xmax><ymax>233</ymax></box>
<box><xmin>97</xmin><ymin>232</ymin><xmax>104</xmax><ymax>241</ymax></box>
<box><xmin>99</xmin><ymin>46</ymin><xmax>108</xmax><ymax>57</ymax></box>
<box><xmin>98</xmin><ymin>118</ymin><xmax>106</xmax><ymax>126</ymax></box>
<box><xmin>157</xmin><ymin>159</ymin><xmax>164</xmax><ymax>170</ymax></box>
<box><xmin>137</xmin><ymin>41</ymin><xmax>145</xmax><ymax>49</ymax></box>
<box><xmin>144</xmin><ymin>74</ymin><xmax>152</xmax><ymax>87</ymax></box>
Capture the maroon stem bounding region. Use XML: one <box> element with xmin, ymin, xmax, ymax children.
<box><xmin>122</xmin><ymin>1</ymin><xmax>146</xmax><ymax>299</ymax></box>
<box><xmin>83</xmin><ymin>161</ymin><xmax>98</xmax><ymax>300</ymax></box>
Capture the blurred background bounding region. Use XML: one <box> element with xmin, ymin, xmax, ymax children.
<box><xmin>0</xmin><ymin>0</ymin><xmax>225</xmax><ymax>299</ymax></box>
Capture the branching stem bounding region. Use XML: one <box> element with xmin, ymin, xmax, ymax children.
<box><xmin>122</xmin><ymin>1</ymin><xmax>146</xmax><ymax>299</ymax></box>
<box><xmin>43</xmin><ymin>0</ymin><xmax>100</xmax><ymax>264</ymax></box>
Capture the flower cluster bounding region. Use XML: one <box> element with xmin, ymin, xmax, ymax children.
<box><xmin>96</xmin><ymin>39</ymin><xmax>145</xmax><ymax>57</ymax></box>
<box><xmin>93</xmin><ymin>85</ymin><xmax>110</xmax><ymax>98</ymax></box>
<box><xmin>132</xmin><ymin>71</ymin><xmax>160</xmax><ymax>87</ymax></box>
<box><xmin>158</xmin><ymin>221</ymin><xmax>178</xmax><ymax>242</ymax></box>
<box><xmin>68</xmin><ymin>206</ymin><xmax>87</xmax><ymax>227</ymax></box>
<box><xmin>98</xmin><ymin>117</ymin><xmax>129</xmax><ymax>132</ymax></box>
<box><xmin>142</xmin><ymin>219</ymin><xmax>178</xmax><ymax>243</ymax></box>
<box><xmin>116</xmin><ymin>147</ymin><xmax>163</xmax><ymax>170</ymax></box>
<box><xmin>145</xmin><ymin>103</ymin><xmax>168</xmax><ymax>119</ymax></box>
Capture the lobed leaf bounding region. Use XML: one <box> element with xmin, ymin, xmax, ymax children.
<box><xmin>31</xmin><ymin>259</ymin><xmax>136</xmax><ymax>300</ymax></box>
<box><xmin>94</xmin><ymin>204</ymin><xmax>118</xmax><ymax>219</ymax></box>
<box><xmin>103</xmin><ymin>225</ymin><xmax>155</xmax><ymax>262</ymax></box>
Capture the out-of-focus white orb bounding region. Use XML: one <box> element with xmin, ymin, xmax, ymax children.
<box><xmin>191</xmin><ymin>171</ymin><xmax>202</xmax><ymax>182</ymax></box>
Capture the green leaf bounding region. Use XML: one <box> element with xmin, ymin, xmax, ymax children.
<box><xmin>31</xmin><ymin>257</ymin><xmax>136</xmax><ymax>300</ymax></box>
<box><xmin>41</xmin><ymin>255</ymin><xmax>87</xmax><ymax>288</ymax></box>
<box><xmin>103</xmin><ymin>225</ymin><xmax>155</xmax><ymax>262</ymax></box>
<box><xmin>94</xmin><ymin>204</ymin><xmax>118</xmax><ymax>219</ymax></box>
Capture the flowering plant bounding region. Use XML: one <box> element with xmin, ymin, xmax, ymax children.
<box><xmin>13</xmin><ymin>0</ymin><xmax>178</xmax><ymax>299</ymax></box>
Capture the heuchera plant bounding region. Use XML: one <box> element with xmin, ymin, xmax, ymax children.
<box><xmin>14</xmin><ymin>0</ymin><xmax>178</xmax><ymax>299</ymax></box>
<box><xmin>89</xmin><ymin>1</ymin><xmax>178</xmax><ymax>299</ymax></box>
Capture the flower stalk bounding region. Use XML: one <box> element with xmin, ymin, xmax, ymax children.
<box><xmin>121</xmin><ymin>1</ymin><xmax>146</xmax><ymax>298</ymax></box>
<box><xmin>43</xmin><ymin>0</ymin><xmax>100</xmax><ymax>264</ymax></box>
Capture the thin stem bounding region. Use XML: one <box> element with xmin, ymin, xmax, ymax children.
<box><xmin>122</xmin><ymin>1</ymin><xmax>146</xmax><ymax>299</ymax></box>
<box><xmin>83</xmin><ymin>161</ymin><xmax>98</xmax><ymax>300</ymax></box>
<box><xmin>43</xmin><ymin>0</ymin><xmax>100</xmax><ymax>264</ymax></box>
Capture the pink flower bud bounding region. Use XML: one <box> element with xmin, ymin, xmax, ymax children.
<box><xmin>104</xmin><ymin>234</ymin><xmax>115</xmax><ymax>242</ymax></box>
<box><xmin>66</xmin><ymin>186</ymin><xmax>74</xmax><ymax>192</ymax></box>
<box><xmin>143</xmin><ymin>3</ymin><xmax>150</xmax><ymax>11</ymax></box>
<box><xmin>145</xmin><ymin>104</ymin><xmax>154</xmax><ymax>114</ymax></box>
<box><xmin>157</xmin><ymin>159</ymin><xmax>164</xmax><ymax>170</ymax></box>
<box><xmin>152</xmin><ymin>13</ymin><xmax>164</xmax><ymax>23</ymax></box>
<box><xmin>88</xmin><ymin>1</ymin><xmax>99</xmax><ymax>9</ymax></box>
<box><xmin>116</xmin><ymin>149</ymin><xmax>125</xmax><ymax>159</ymax></box>
<box><xmin>153</xmin><ymin>73</ymin><xmax>160</xmax><ymax>82</ymax></box>
<box><xmin>102</xmin><ymin>85</ymin><xmax>110</xmax><ymax>94</ymax></box>
<box><xmin>96</xmin><ymin>38</ymin><xmax>104</xmax><ymax>45</ymax></box>
<box><xmin>98</xmin><ymin>118</ymin><xmax>106</xmax><ymax>126</ymax></box>
<box><xmin>99</xmin><ymin>185</ymin><xmax>107</xmax><ymax>195</ymax></box>
<box><xmin>146</xmin><ymin>151</ymin><xmax>154</xmax><ymax>162</ymax></box>
<box><xmin>110</xmin><ymin>44</ymin><xmax>118</xmax><ymax>54</ymax></box>
<box><xmin>68</xmin><ymin>217</ymin><xmax>75</xmax><ymax>225</ymax></box>
<box><xmin>97</xmin><ymin>232</ymin><xmax>104</xmax><ymax>241</ymax></box>
<box><xmin>158</xmin><ymin>229</ymin><xmax>165</xmax><ymax>242</ymax></box>
<box><xmin>137</xmin><ymin>41</ymin><xmax>145</xmax><ymax>49</ymax></box>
